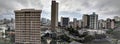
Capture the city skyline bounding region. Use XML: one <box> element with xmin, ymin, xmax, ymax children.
<box><xmin>0</xmin><ymin>0</ymin><xmax>120</xmax><ymax>21</ymax></box>
<box><xmin>0</xmin><ymin>0</ymin><xmax>120</xmax><ymax>44</ymax></box>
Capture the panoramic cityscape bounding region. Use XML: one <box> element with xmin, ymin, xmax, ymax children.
<box><xmin>0</xmin><ymin>0</ymin><xmax>120</xmax><ymax>44</ymax></box>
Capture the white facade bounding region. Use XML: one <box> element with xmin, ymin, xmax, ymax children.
<box><xmin>0</xmin><ymin>25</ymin><xmax>8</xmax><ymax>38</ymax></box>
<box><xmin>114</xmin><ymin>16</ymin><xmax>120</xmax><ymax>21</ymax></box>
<box><xmin>89</xmin><ymin>12</ymin><xmax>98</xmax><ymax>29</ymax></box>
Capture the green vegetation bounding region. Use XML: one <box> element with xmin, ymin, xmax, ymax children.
<box><xmin>64</xmin><ymin>27</ymin><xmax>95</xmax><ymax>43</ymax></box>
<box><xmin>66</xmin><ymin>27</ymin><xmax>80</xmax><ymax>36</ymax></box>
<box><xmin>58</xmin><ymin>35</ymin><xmax>71</xmax><ymax>43</ymax></box>
<box><xmin>106</xmin><ymin>29</ymin><xmax>114</xmax><ymax>34</ymax></box>
<box><xmin>115</xmin><ymin>21</ymin><xmax>120</xmax><ymax>28</ymax></box>
<box><xmin>110</xmin><ymin>31</ymin><xmax>120</xmax><ymax>40</ymax></box>
<box><xmin>0</xmin><ymin>38</ymin><xmax>12</xmax><ymax>44</ymax></box>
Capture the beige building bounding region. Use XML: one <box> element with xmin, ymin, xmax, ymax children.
<box><xmin>82</xmin><ymin>14</ymin><xmax>89</xmax><ymax>28</ymax></box>
<box><xmin>15</xmin><ymin>9</ymin><xmax>42</xmax><ymax>44</ymax></box>
<box><xmin>51</xmin><ymin>0</ymin><xmax>59</xmax><ymax>30</ymax></box>
<box><xmin>111</xmin><ymin>19</ymin><xmax>115</xmax><ymax>29</ymax></box>
<box><xmin>73</xmin><ymin>18</ymin><xmax>77</xmax><ymax>29</ymax></box>
<box><xmin>78</xmin><ymin>20</ymin><xmax>83</xmax><ymax>28</ymax></box>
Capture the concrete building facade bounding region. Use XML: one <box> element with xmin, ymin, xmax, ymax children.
<box><xmin>73</xmin><ymin>18</ymin><xmax>77</xmax><ymax>29</ymax></box>
<box><xmin>89</xmin><ymin>12</ymin><xmax>98</xmax><ymax>29</ymax></box>
<box><xmin>61</xmin><ymin>17</ymin><xmax>69</xmax><ymax>27</ymax></box>
<box><xmin>114</xmin><ymin>16</ymin><xmax>120</xmax><ymax>22</ymax></box>
<box><xmin>82</xmin><ymin>14</ymin><xmax>90</xmax><ymax>28</ymax></box>
<box><xmin>15</xmin><ymin>9</ymin><xmax>42</xmax><ymax>44</ymax></box>
<box><xmin>106</xmin><ymin>18</ymin><xmax>112</xmax><ymax>29</ymax></box>
<box><xmin>51</xmin><ymin>0</ymin><xmax>59</xmax><ymax>30</ymax></box>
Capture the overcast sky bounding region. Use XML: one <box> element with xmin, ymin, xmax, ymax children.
<box><xmin>0</xmin><ymin>0</ymin><xmax>120</xmax><ymax>21</ymax></box>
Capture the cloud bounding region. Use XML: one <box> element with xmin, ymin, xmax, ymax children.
<box><xmin>0</xmin><ymin>0</ymin><xmax>120</xmax><ymax>20</ymax></box>
<box><xmin>0</xmin><ymin>0</ymin><xmax>43</xmax><ymax>19</ymax></box>
<box><xmin>56</xmin><ymin>0</ymin><xmax>120</xmax><ymax>20</ymax></box>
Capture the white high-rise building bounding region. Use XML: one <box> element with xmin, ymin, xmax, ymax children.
<box><xmin>89</xmin><ymin>12</ymin><xmax>98</xmax><ymax>29</ymax></box>
<box><xmin>114</xmin><ymin>16</ymin><xmax>120</xmax><ymax>22</ymax></box>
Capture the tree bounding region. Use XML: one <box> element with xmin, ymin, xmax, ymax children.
<box><xmin>64</xmin><ymin>27</ymin><xmax>95</xmax><ymax>43</ymax></box>
<box><xmin>58</xmin><ymin>35</ymin><xmax>71</xmax><ymax>43</ymax></box>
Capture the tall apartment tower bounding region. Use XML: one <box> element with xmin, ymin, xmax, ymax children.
<box><xmin>82</xmin><ymin>14</ymin><xmax>90</xmax><ymax>28</ymax></box>
<box><xmin>51</xmin><ymin>0</ymin><xmax>59</xmax><ymax>30</ymax></box>
<box><xmin>89</xmin><ymin>12</ymin><xmax>98</xmax><ymax>29</ymax></box>
<box><xmin>106</xmin><ymin>18</ymin><xmax>115</xmax><ymax>29</ymax></box>
<box><xmin>15</xmin><ymin>9</ymin><xmax>42</xmax><ymax>44</ymax></box>
<box><xmin>98</xmin><ymin>19</ymin><xmax>104</xmax><ymax>29</ymax></box>
<box><xmin>106</xmin><ymin>18</ymin><xmax>111</xmax><ymax>29</ymax></box>
<box><xmin>111</xmin><ymin>19</ymin><xmax>115</xmax><ymax>29</ymax></box>
<box><xmin>73</xmin><ymin>18</ymin><xmax>77</xmax><ymax>29</ymax></box>
<box><xmin>61</xmin><ymin>17</ymin><xmax>69</xmax><ymax>27</ymax></box>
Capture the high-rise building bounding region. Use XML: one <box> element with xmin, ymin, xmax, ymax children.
<box><xmin>106</xmin><ymin>18</ymin><xmax>112</xmax><ymax>29</ymax></box>
<box><xmin>114</xmin><ymin>16</ymin><xmax>120</xmax><ymax>22</ymax></box>
<box><xmin>82</xmin><ymin>14</ymin><xmax>90</xmax><ymax>28</ymax></box>
<box><xmin>68</xmin><ymin>21</ymin><xmax>73</xmax><ymax>28</ymax></box>
<box><xmin>77</xmin><ymin>20</ymin><xmax>83</xmax><ymax>29</ymax></box>
<box><xmin>98</xmin><ymin>19</ymin><xmax>105</xmax><ymax>29</ymax></box>
<box><xmin>41</xmin><ymin>18</ymin><xmax>51</xmax><ymax>26</ymax></box>
<box><xmin>106</xmin><ymin>18</ymin><xmax>115</xmax><ymax>29</ymax></box>
<box><xmin>73</xmin><ymin>18</ymin><xmax>77</xmax><ymax>29</ymax></box>
<box><xmin>15</xmin><ymin>9</ymin><xmax>42</xmax><ymax>44</ymax></box>
<box><xmin>111</xmin><ymin>19</ymin><xmax>115</xmax><ymax>29</ymax></box>
<box><xmin>61</xmin><ymin>17</ymin><xmax>69</xmax><ymax>27</ymax></box>
<box><xmin>51</xmin><ymin>0</ymin><xmax>59</xmax><ymax>30</ymax></box>
<box><xmin>103</xmin><ymin>21</ymin><xmax>107</xmax><ymax>29</ymax></box>
<box><xmin>46</xmin><ymin>19</ymin><xmax>51</xmax><ymax>26</ymax></box>
<box><xmin>41</xmin><ymin>18</ymin><xmax>47</xmax><ymax>25</ymax></box>
<box><xmin>89</xmin><ymin>12</ymin><xmax>98</xmax><ymax>29</ymax></box>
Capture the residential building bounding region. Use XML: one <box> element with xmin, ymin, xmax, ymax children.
<box><xmin>15</xmin><ymin>9</ymin><xmax>42</xmax><ymax>44</ymax></box>
<box><xmin>68</xmin><ymin>22</ymin><xmax>73</xmax><ymax>28</ymax></box>
<box><xmin>41</xmin><ymin>18</ymin><xmax>51</xmax><ymax>26</ymax></box>
<box><xmin>98</xmin><ymin>19</ymin><xmax>106</xmax><ymax>29</ymax></box>
<box><xmin>114</xmin><ymin>16</ymin><xmax>120</xmax><ymax>22</ymax></box>
<box><xmin>78</xmin><ymin>20</ymin><xmax>83</xmax><ymax>29</ymax></box>
<box><xmin>106</xmin><ymin>18</ymin><xmax>112</xmax><ymax>29</ymax></box>
<box><xmin>73</xmin><ymin>18</ymin><xmax>77</xmax><ymax>29</ymax></box>
<box><xmin>61</xmin><ymin>17</ymin><xmax>69</xmax><ymax>27</ymax></box>
<box><xmin>51</xmin><ymin>0</ymin><xmax>59</xmax><ymax>30</ymax></box>
<box><xmin>82</xmin><ymin>14</ymin><xmax>90</xmax><ymax>28</ymax></box>
<box><xmin>0</xmin><ymin>26</ymin><xmax>7</xmax><ymax>38</ymax></box>
<box><xmin>89</xmin><ymin>12</ymin><xmax>98</xmax><ymax>29</ymax></box>
<box><xmin>111</xmin><ymin>19</ymin><xmax>115</xmax><ymax>29</ymax></box>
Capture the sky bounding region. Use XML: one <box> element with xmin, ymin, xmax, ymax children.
<box><xmin>0</xmin><ymin>0</ymin><xmax>120</xmax><ymax>21</ymax></box>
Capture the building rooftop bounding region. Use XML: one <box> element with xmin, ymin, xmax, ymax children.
<box><xmin>14</xmin><ymin>9</ymin><xmax>42</xmax><ymax>12</ymax></box>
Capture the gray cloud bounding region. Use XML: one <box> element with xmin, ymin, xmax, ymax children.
<box><xmin>0</xmin><ymin>0</ymin><xmax>43</xmax><ymax>19</ymax></box>
<box><xmin>57</xmin><ymin>0</ymin><xmax>120</xmax><ymax>20</ymax></box>
<box><xmin>0</xmin><ymin>0</ymin><xmax>120</xmax><ymax>20</ymax></box>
